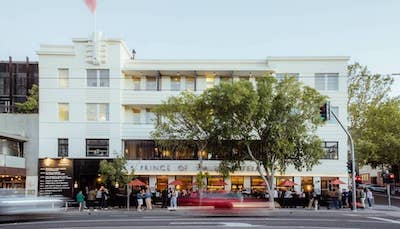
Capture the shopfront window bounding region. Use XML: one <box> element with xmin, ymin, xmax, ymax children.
<box><xmin>175</xmin><ymin>176</ymin><xmax>192</xmax><ymax>191</ymax></box>
<box><xmin>231</xmin><ymin>176</ymin><xmax>244</xmax><ymax>191</ymax></box>
<box><xmin>251</xmin><ymin>176</ymin><xmax>265</xmax><ymax>191</ymax></box>
<box><xmin>207</xmin><ymin>176</ymin><xmax>224</xmax><ymax>190</ymax></box>
<box><xmin>156</xmin><ymin>176</ymin><xmax>168</xmax><ymax>191</ymax></box>
<box><xmin>301</xmin><ymin>177</ymin><xmax>313</xmax><ymax>193</ymax></box>
<box><xmin>276</xmin><ymin>176</ymin><xmax>294</xmax><ymax>189</ymax></box>
<box><xmin>321</xmin><ymin>177</ymin><xmax>339</xmax><ymax>195</ymax></box>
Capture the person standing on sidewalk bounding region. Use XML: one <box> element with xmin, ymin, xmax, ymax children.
<box><xmin>137</xmin><ymin>189</ymin><xmax>144</xmax><ymax>212</ymax></box>
<box><xmin>360</xmin><ymin>188</ymin><xmax>366</xmax><ymax>209</ymax></box>
<box><xmin>170</xmin><ymin>188</ymin><xmax>179</xmax><ymax>209</ymax></box>
<box><xmin>145</xmin><ymin>187</ymin><xmax>152</xmax><ymax>210</ymax></box>
<box><xmin>366</xmin><ymin>188</ymin><xmax>374</xmax><ymax>208</ymax></box>
<box><xmin>76</xmin><ymin>191</ymin><xmax>85</xmax><ymax>212</ymax></box>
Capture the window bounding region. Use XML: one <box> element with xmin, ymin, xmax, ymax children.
<box><xmin>86</xmin><ymin>69</ymin><xmax>109</xmax><ymax>87</ymax></box>
<box><xmin>58</xmin><ymin>69</ymin><xmax>69</xmax><ymax>88</ymax></box>
<box><xmin>276</xmin><ymin>73</ymin><xmax>299</xmax><ymax>81</ymax></box>
<box><xmin>86</xmin><ymin>103</ymin><xmax>109</xmax><ymax>121</ymax></box>
<box><xmin>185</xmin><ymin>77</ymin><xmax>195</xmax><ymax>91</ymax></box>
<box><xmin>132</xmin><ymin>108</ymin><xmax>141</xmax><ymax>124</ymax></box>
<box><xmin>206</xmin><ymin>77</ymin><xmax>215</xmax><ymax>89</ymax></box>
<box><xmin>145</xmin><ymin>108</ymin><xmax>155</xmax><ymax>124</ymax></box>
<box><xmin>15</xmin><ymin>73</ymin><xmax>26</xmax><ymax>95</ymax></box>
<box><xmin>328</xmin><ymin>106</ymin><xmax>339</xmax><ymax>124</ymax></box>
<box><xmin>58</xmin><ymin>138</ymin><xmax>68</xmax><ymax>157</ymax></box>
<box><xmin>170</xmin><ymin>76</ymin><xmax>181</xmax><ymax>91</ymax></box>
<box><xmin>315</xmin><ymin>73</ymin><xmax>339</xmax><ymax>91</ymax></box>
<box><xmin>132</xmin><ymin>77</ymin><xmax>141</xmax><ymax>90</ymax></box>
<box><xmin>0</xmin><ymin>73</ymin><xmax>9</xmax><ymax>95</ymax></box>
<box><xmin>58</xmin><ymin>103</ymin><xmax>69</xmax><ymax>121</ymax></box>
<box><xmin>146</xmin><ymin>77</ymin><xmax>157</xmax><ymax>90</ymax></box>
<box><xmin>322</xmin><ymin>141</ymin><xmax>338</xmax><ymax>159</ymax></box>
<box><xmin>86</xmin><ymin>139</ymin><xmax>109</xmax><ymax>157</ymax></box>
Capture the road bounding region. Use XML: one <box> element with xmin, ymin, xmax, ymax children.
<box><xmin>373</xmin><ymin>192</ymin><xmax>400</xmax><ymax>207</ymax></box>
<box><xmin>1</xmin><ymin>209</ymin><xmax>400</xmax><ymax>229</ymax></box>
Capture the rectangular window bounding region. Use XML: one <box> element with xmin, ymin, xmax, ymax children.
<box><xmin>206</xmin><ymin>77</ymin><xmax>215</xmax><ymax>89</ymax></box>
<box><xmin>15</xmin><ymin>73</ymin><xmax>27</xmax><ymax>95</ymax></box>
<box><xmin>132</xmin><ymin>108</ymin><xmax>141</xmax><ymax>124</ymax></box>
<box><xmin>58</xmin><ymin>138</ymin><xmax>68</xmax><ymax>157</ymax></box>
<box><xmin>322</xmin><ymin>141</ymin><xmax>338</xmax><ymax>159</ymax></box>
<box><xmin>0</xmin><ymin>73</ymin><xmax>9</xmax><ymax>95</ymax></box>
<box><xmin>185</xmin><ymin>77</ymin><xmax>195</xmax><ymax>91</ymax></box>
<box><xmin>86</xmin><ymin>103</ymin><xmax>109</xmax><ymax>121</ymax></box>
<box><xmin>315</xmin><ymin>73</ymin><xmax>339</xmax><ymax>91</ymax></box>
<box><xmin>145</xmin><ymin>108</ymin><xmax>155</xmax><ymax>124</ymax></box>
<box><xmin>58</xmin><ymin>68</ymin><xmax>69</xmax><ymax>88</ymax></box>
<box><xmin>132</xmin><ymin>77</ymin><xmax>141</xmax><ymax>90</ymax></box>
<box><xmin>146</xmin><ymin>77</ymin><xmax>157</xmax><ymax>90</ymax></box>
<box><xmin>276</xmin><ymin>73</ymin><xmax>299</xmax><ymax>81</ymax></box>
<box><xmin>86</xmin><ymin>139</ymin><xmax>109</xmax><ymax>157</ymax></box>
<box><xmin>170</xmin><ymin>76</ymin><xmax>181</xmax><ymax>91</ymax></box>
<box><xmin>86</xmin><ymin>69</ymin><xmax>110</xmax><ymax>87</ymax></box>
<box><xmin>58</xmin><ymin>103</ymin><xmax>69</xmax><ymax>121</ymax></box>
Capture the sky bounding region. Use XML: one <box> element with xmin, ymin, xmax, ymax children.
<box><xmin>1</xmin><ymin>0</ymin><xmax>399</xmax><ymax>95</ymax></box>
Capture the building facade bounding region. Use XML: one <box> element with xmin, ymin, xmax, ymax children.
<box><xmin>0</xmin><ymin>57</ymin><xmax>38</xmax><ymax>113</ymax></box>
<box><xmin>38</xmin><ymin>33</ymin><xmax>349</xmax><ymax>197</ymax></box>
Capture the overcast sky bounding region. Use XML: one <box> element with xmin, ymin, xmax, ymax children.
<box><xmin>1</xmin><ymin>0</ymin><xmax>399</xmax><ymax>95</ymax></box>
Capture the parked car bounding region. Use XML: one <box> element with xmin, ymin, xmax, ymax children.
<box><xmin>368</xmin><ymin>184</ymin><xmax>386</xmax><ymax>193</ymax></box>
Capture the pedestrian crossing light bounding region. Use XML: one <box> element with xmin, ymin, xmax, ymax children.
<box><xmin>320</xmin><ymin>102</ymin><xmax>330</xmax><ymax>121</ymax></box>
<box><xmin>389</xmin><ymin>173</ymin><xmax>395</xmax><ymax>183</ymax></box>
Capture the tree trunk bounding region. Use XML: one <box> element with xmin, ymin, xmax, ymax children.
<box><xmin>245</xmin><ymin>144</ymin><xmax>275</xmax><ymax>209</ymax></box>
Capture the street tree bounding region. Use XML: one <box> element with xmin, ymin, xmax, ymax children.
<box><xmin>15</xmin><ymin>84</ymin><xmax>38</xmax><ymax>113</ymax></box>
<box><xmin>98</xmin><ymin>155</ymin><xmax>135</xmax><ymax>188</ymax></box>
<box><xmin>203</xmin><ymin>76</ymin><xmax>326</xmax><ymax>207</ymax></box>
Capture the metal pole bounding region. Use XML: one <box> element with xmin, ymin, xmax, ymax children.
<box><xmin>330</xmin><ymin>110</ymin><xmax>357</xmax><ymax>212</ymax></box>
<box><xmin>387</xmin><ymin>184</ymin><xmax>391</xmax><ymax>208</ymax></box>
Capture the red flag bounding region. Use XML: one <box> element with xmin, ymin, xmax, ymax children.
<box><xmin>84</xmin><ymin>0</ymin><xmax>97</xmax><ymax>13</ymax></box>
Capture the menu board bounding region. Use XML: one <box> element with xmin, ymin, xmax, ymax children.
<box><xmin>39</xmin><ymin>158</ymin><xmax>73</xmax><ymax>197</ymax></box>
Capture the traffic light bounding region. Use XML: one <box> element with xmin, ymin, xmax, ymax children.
<box><xmin>355</xmin><ymin>176</ymin><xmax>362</xmax><ymax>184</ymax></box>
<box><xmin>320</xmin><ymin>102</ymin><xmax>330</xmax><ymax>121</ymax></box>
<box><xmin>347</xmin><ymin>160</ymin><xmax>353</xmax><ymax>173</ymax></box>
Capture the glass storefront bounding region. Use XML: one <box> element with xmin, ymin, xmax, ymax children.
<box><xmin>276</xmin><ymin>176</ymin><xmax>294</xmax><ymax>190</ymax></box>
<box><xmin>301</xmin><ymin>177</ymin><xmax>313</xmax><ymax>193</ymax></box>
<box><xmin>231</xmin><ymin>176</ymin><xmax>244</xmax><ymax>191</ymax></box>
<box><xmin>207</xmin><ymin>176</ymin><xmax>224</xmax><ymax>190</ymax></box>
<box><xmin>321</xmin><ymin>177</ymin><xmax>339</xmax><ymax>195</ymax></box>
<box><xmin>175</xmin><ymin>176</ymin><xmax>192</xmax><ymax>191</ymax></box>
<box><xmin>156</xmin><ymin>176</ymin><xmax>168</xmax><ymax>191</ymax></box>
<box><xmin>0</xmin><ymin>176</ymin><xmax>25</xmax><ymax>189</ymax></box>
<box><xmin>251</xmin><ymin>176</ymin><xmax>265</xmax><ymax>191</ymax></box>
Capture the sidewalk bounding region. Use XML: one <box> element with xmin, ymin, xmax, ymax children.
<box><xmin>63</xmin><ymin>204</ymin><xmax>400</xmax><ymax>218</ymax></box>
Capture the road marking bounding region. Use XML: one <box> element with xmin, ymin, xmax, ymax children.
<box><xmin>369</xmin><ymin>217</ymin><xmax>400</xmax><ymax>224</ymax></box>
<box><xmin>171</xmin><ymin>222</ymin><xmax>254</xmax><ymax>227</ymax></box>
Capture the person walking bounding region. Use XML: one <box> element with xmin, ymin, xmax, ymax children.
<box><xmin>161</xmin><ymin>188</ymin><xmax>168</xmax><ymax>208</ymax></box>
<box><xmin>145</xmin><ymin>188</ymin><xmax>152</xmax><ymax>210</ymax></box>
<box><xmin>96</xmin><ymin>187</ymin><xmax>103</xmax><ymax>210</ymax></box>
<box><xmin>76</xmin><ymin>191</ymin><xmax>85</xmax><ymax>212</ymax></box>
<box><xmin>170</xmin><ymin>188</ymin><xmax>178</xmax><ymax>209</ymax></box>
<box><xmin>366</xmin><ymin>188</ymin><xmax>374</xmax><ymax>208</ymax></box>
<box><xmin>137</xmin><ymin>189</ymin><xmax>144</xmax><ymax>212</ymax></box>
<box><xmin>360</xmin><ymin>188</ymin><xmax>366</xmax><ymax>209</ymax></box>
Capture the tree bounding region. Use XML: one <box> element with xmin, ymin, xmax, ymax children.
<box><xmin>356</xmin><ymin>99</ymin><xmax>400</xmax><ymax>167</ymax></box>
<box><xmin>152</xmin><ymin>75</ymin><xmax>326</xmax><ymax>208</ymax></box>
<box><xmin>348</xmin><ymin>63</ymin><xmax>395</xmax><ymax>167</ymax></box>
<box><xmin>203</xmin><ymin>76</ymin><xmax>326</xmax><ymax>208</ymax></box>
<box><xmin>15</xmin><ymin>84</ymin><xmax>38</xmax><ymax>113</ymax></box>
<box><xmin>98</xmin><ymin>155</ymin><xmax>135</xmax><ymax>188</ymax></box>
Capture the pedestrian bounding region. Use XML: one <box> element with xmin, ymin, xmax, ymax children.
<box><xmin>145</xmin><ymin>188</ymin><xmax>152</xmax><ymax>210</ymax></box>
<box><xmin>360</xmin><ymin>188</ymin><xmax>366</xmax><ymax>209</ymax></box>
<box><xmin>161</xmin><ymin>188</ymin><xmax>168</xmax><ymax>208</ymax></box>
<box><xmin>366</xmin><ymin>188</ymin><xmax>373</xmax><ymax>208</ymax></box>
<box><xmin>137</xmin><ymin>189</ymin><xmax>144</xmax><ymax>212</ymax></box>
<box><xmin>170</xmin><ymin>187</ymin><xmax>178</xmax><ymax>209</ymax></box>
<box><xmin>76</xmin><ymin>190</ymin><xmax>85</xmax><ymax>212</ymax></box>
<box><xmin>102</xmin><ymin>187</ymin><xmax>109</xmax><ymax>210</ymax></box>
<box><xmin>307</xmin><ymin>190</ymin><xmax>318</xmax><ymax>210</ymax></box>
<box><xmin>87</xmin><ymin>188</ymin><xmax>96</xmax><ymax>209</ymax></box>
<box><xmin>96</xmin><ymin>187</ymin><xmax>103</xmax><ymax>210</ymax></box>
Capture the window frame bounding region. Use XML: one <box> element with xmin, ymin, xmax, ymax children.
<box><xmin>58</xmin><ymin>68</ymin><xmax>69</xmax><ymax>88</ymax></box>
<box><xmin>58</xmin><ymin>138</ymin><xmax>69</xmax><ymax>157</ymax></box>
<box><xmin>86</xmin><ymin>139</ymin><xmax>109</xmax><ymax>157</ymax></box>
<box><xmin>86</xmin><ymin>69</ymin><xmax>110</xmax><ymax>88</ymax></box>
<box><xmin>58</xmin><ymin>103</ymin><xmax>69</xmax><ymax>121</ymax></box>
<box><xmin>314</xmin><ymin>73</ymin><xmax>339</xmax><ymax>91</ymax></box>
<box><xmin>86</xmin><ymin>103</ymin><xmax>109</xmax><ymax>121</ymax></box>
<box><xmin>321</xmin><ymin>141</ymin><xmax>339</xmax><ymax>160</ymax></box>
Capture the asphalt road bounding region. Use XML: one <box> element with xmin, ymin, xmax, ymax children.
<box><xmin>1</xmin><ymin>209</ymin><xmax>400</xmax><ymax>229</ymax></box>
<box><xmin>373</xmin><ymin>192</ymin><xmax>400</xmax><ymax>207</ymax></box>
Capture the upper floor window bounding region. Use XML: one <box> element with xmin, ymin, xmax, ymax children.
<box><xmin>87</xmin><ymin>103</ymin><xmax>109</xmax><ymax>121</ymax></box>
<box><xmin>321</xmin><ymin>141</ymin><xmax>338</xmax><ymax>159</ymax></box>
<box><xmin>171</xmin><ymin>76</ymin><xmax>181</xmax><ymax>91</ymax></box>
<box><xmin>315</xmin><ymin>73</ymin><xmax>339</xmax><ymax>91</ymax></box>
<box><xmin>58</xmin><ymin>68</ymin><xmax>69</xmax><ymax>88</ymax></box>
<box><xmin>145</xmin><ymin>108</ymin><xmax>155</xmax><ymax>124</ymax></box>
<box><xmin>86</xmin><ymin>139</ymin><xmax>109</xmax><ymax>157</ymax></box>
<box><xmin>132</xmin><ymin>108</ymin><xmax>141</xmax><ymax>124</ymax></box>
<box><xmin>276</xmin><ymin>73</ymin><xmax>299</xmax><ymax>81</ymax></box>
<box><xmin>58</xmin><ymin>103</ymin><xmax>69</xmax><ymax>121</ymax></box>
<box><xmin>15</xmin><ymin>73</ymin><xmax>27</xmax><ymax>95</ymax></box>
<box><xmin>146</xmin><ymin>77</ymin><xmax>157</xmax><ymax>90</ymax></box>
<box><xmin>58</xmin><ymin>138</ymin><xmax>68</xmax><ymax>157</ymax></box>
<box><xmin>0</xmin><ymin>73</ymin><xmax>9</xmax><ymax>95</ymax></box>
<box><xmin>185</xmin><ymin>77</ymin><xmax>195</xmax><ymax>91</ymax></box>
<box><xmin>206</xmin><ymin>77</ymin><xmax>215</xmax><ymax>89</ymax></box>
<box><xmin>87</xmin><ymin>69</ymin><xmax>109</xmax><ymax>87</ymax></box>
<box><xmin>132</xmin><ymin>77</ymin><xmax>141</xmax><ymax>90</ymax></box>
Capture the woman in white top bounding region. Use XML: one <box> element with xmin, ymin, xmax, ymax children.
<box><xmin>366</xmin><ymin>188</ymin><xmax>373</xmax><ymax>208</ymax></box>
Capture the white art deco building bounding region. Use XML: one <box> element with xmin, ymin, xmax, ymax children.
<box><xmin>37</xmin><ymin>33</ymin><xmax>349</xmax><ymax>197</ymax></box>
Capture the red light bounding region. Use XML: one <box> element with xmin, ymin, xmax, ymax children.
<box><xmin>389</xmin><ymin>174</ymin><xmax>395</xmax><ymax>178</ymax></box>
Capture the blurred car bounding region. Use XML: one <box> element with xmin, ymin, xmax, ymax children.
<box><xmin>179</xmin><ymin>192</ymin><xmax>243</xmax><ymax>209</ymax></box>
<box><xmin>368</xmin><ymin>184</ymin><xmax>386</xmax><ymax>193</ymax></box>
<box><xmin>0</xmin><ymin>189</ymin><xmax>64</xmax><ymax>215</ymax></box>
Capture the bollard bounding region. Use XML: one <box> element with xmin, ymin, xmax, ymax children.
<box><xmin>314</xmin><ymin>200</ymin><xmax>318</xmax><ymax>211</ymax></box>
<box><xmin>65</xmin><ymin>200</ymin><xmax>68</xmax><ymax>211</ymax></box>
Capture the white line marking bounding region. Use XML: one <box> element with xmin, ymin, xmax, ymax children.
<box><xmin>369</xmin><ymin>217</ymin><xmax>400</xmax><ymax>224</ymax></box>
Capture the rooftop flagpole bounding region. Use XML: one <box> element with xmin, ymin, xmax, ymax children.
<box><xmin>84</xmin><ymin>0</ymin><xmax>97</xmax><ymax>34</ymax></box>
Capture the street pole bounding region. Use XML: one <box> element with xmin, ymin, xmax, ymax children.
<box><xmin>330</xmin><ymin>110</ymin><xmax>357</xmax><ymax>212</ymax></box>
<box><xmin>387</xmin><ymin>184</ymin><xmax>391</xmax><ymax>208</ymax></box>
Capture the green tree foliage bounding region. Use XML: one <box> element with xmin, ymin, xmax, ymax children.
<box><xmin>347</xmin><ymin>63</ymin><xmax>397</xmax><ymax>167</ymax></box>
<box><xmin>98</xmin><ymin>155</ymin><xmax>134</xmax><ymax>188</ymax></box>
<box><xmin>15</xmin><ymin>84</ymin><xmax>38</xmax><ymax>113</ymax></box>
<box><xmin>152</xmin><ymin>75</ymin><xmax>326</xmax><ymax>207</ymax></box>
